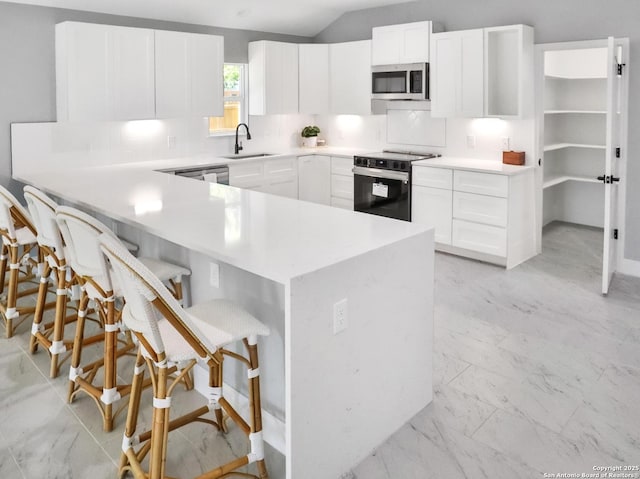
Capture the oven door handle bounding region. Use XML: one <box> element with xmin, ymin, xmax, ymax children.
<box><xmin>352</xmin><ymin>166</ymin><xmax>410</xmax><ymax>182</ymax></box>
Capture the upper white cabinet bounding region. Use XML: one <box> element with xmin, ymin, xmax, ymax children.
<box><xmin>330</xmin><ymin>40</ymin><xmax>372</xmax><ymax>115</ymax></box>
<box><xmin>372</xmin><ymin>21</ymin><xmax>433</xmax><ymax>65</ymax></box>
<box><xmin>155</xmin><ymin>30</ymin><xmax>224</xmax><ymax>118</ymax></box>
<box><xmin>56</xmin><ymin>22</ymin><xmax>223</xmax><ymax>121</ymax></box>
<box><xmin>430</xmin><ymin>29</ymin><xmax>484</xmax><ymax>118</ymax></box>
<box><xmin>430</xmin><ymin>24</ymin><xmax>533</xmax><ymax>119</ymax></box>
<box><xmin>56</xmin><ymin>22</ymin><xmax>155</xmax><ymax>121</ymax></box>
<box><xmin>249</xmin><ymin>41</ymin><xmax>299</xmax><ymax>115</ymax></box>
<box><xmin>484</xmin><ymin>24</ymin><xmax>534</xmax><ymax>118</ymax></box>
<box><xmin>299</xmin><ymin>44</ymin><xmax>330</xmax><ymax>114</ymax></box>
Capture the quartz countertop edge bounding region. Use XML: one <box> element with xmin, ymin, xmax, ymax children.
<box><xmin>412</xmin><ymin>157</ymin><xmax>535</xmax><ymax>175</ymax></box>
<box><xmin>16</xmin><ymin>165</ymin><xmax>431</xmax><ymax>285</ymax></box>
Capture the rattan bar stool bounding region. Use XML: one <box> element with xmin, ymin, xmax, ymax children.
<box><xmin>99</xmin><ymin>233</ymin><xmax>271</xmax><ymax>479</ymax></box>
<box><xmin>24</xmin><ymin>186</ymin><xmax>92</xmax><ymax>378</ymax></box>
<box><xmin>56</xmin><ymin>206</ymin><xmax>192</xmax><ymax>431</ymax></box>
<box><xmin>0</xmin><ymin>185</ymin><xmax>55</xmax><ymax>338</ymax></box>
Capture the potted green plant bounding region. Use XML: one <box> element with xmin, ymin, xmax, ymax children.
<box><xmin>301</xmin><ymin>125</ymin><xmax>321</xmax><ymax>147</ymax></box>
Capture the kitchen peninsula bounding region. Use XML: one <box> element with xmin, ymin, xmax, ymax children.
<box><xmin>14</xmin><ymin>158</ymin><xmax>434</xmax><ymax>479</ymax></box>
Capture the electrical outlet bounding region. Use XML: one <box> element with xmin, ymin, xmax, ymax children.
<box><xmin>209</xmin><ymin>262</ymin><xmax>220</xmax><ymax>288</ymax></box>
<box><xmin>501</xmin><ymin>137</ymin><xmax>510</xmax><ymax>151</ymax></box>
<box><xmin>333</xmin><ymin>298</ymin><xmax>348</xmax><ymax>335</ymax></box>
<box><xmin>466</xmin><ymin>135</ymin><xmax>476</xmax><ymax>148</ymax></box>
<box><xmin>167</xmin><ymin>136</ymin><xmax>177</xmax><ymax>149</ymax></box>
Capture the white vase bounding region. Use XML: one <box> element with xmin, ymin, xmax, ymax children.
<box><xmin>302</xmin><ymin>136</ymin><xmax>318</xmax><ymax>148</ymax></box>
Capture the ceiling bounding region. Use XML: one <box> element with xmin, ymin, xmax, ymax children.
<box><xmin>3</xmin><ymin>0</ymin><xmax>412</xmax><ymax>36</ymax></box>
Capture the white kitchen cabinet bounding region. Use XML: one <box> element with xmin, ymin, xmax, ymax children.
<box><xmin>229</xmin><ymin>161</ymin><xmax>264</xmax><ymax>190</ymax></box>
<box><xmin>430</xmin><ymin>29</ymin><xmax>484</xmax><ymax>118</ymax></box>
<box><xmin>229</xmin><ymin>157</ymin><xmax>297</xmax><ymax>198</ymax></box>
<box><xmin>298</xmin><ymin>155</ymin><xmax>331</xmax><ymax>205</ymax></box>
<box><xmin>371</xmin><ymin>21</ymin><xmax>433</xmax><ymax>65</ymax></box>
<box><xmin>263</xmin><ymin>156</ymin><xmax>298</xmax><ymax>199</ymax></box>
<box><xmin>330</xmin><ymin>156</ymin><xmax>354</xmax><ymax>210</ymax></box>
<box><xmin>299</xmin><ymin>44</ymin><xmax>330</xmax><ymax>114</ymax></box>
<box><xmin>56</xmin><ymin>22</ymin><xmax>155</xmax><ymax>121</ymax></box>
<box><xmin>329</xmin><ymin>40</ymin><xmax>371</xmax><ymax>115</ymax></box>
<box><xmin>155</xmin><ymin>30</ymin><xmax>224</xmax><ymax>118</ymax></box>
<box><xmin>249</xmin><ymin>41</ymin><xmax>299</xmax><ymax>115</ymax></box>
<box><xmin>484</xmin><ymin>24</ymin><xmax>534</xmax><ymax>118</ymax></box>
<box><xmin>412</xmin><ymin>163</ymin><xmax>536</xmax><ymax>268</ymax></box>
<box><xmin>429</xmin><ymin>24</ymin><xmax>533</xmax><ymax>119</ymax></box>
<box><xmin>412</xmin><ymin>185</ymin><xmax>452</xmax><ymax>244</ymax></box>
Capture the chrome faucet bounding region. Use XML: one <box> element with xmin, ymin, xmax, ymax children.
<box><xmin>234</xmin><ymin>123</ymin><xmax>251</xmax><ymax>154</ymax></box>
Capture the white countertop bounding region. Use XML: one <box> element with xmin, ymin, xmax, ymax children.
<box><xmin>412</xmin><ymin>156</ymin><xmax>534</xmax><ymax>175</ymax></box>
<box><xmin>112</xmin><ymin>146</ymin><xmax>374</xmax><ymax>173</ymax></box>
<box><xmin>17</xmin><ymin>163</ymin><xmax>430</xmax><ymax>284</ymax></box>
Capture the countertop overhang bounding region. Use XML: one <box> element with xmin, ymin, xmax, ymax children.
<box><xmin>16</xmin><ymin>157</ymin><xmax>431</xmax><ymax>284</ymax></box>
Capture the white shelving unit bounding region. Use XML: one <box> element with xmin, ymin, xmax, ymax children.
<box><xmin>541</xmin><ymin>47</ymin><xmax>608</xmax><ymax>227</ymax></box>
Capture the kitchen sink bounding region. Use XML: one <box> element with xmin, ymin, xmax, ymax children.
<box><xmin>220</xmin><ymin>153</ymin><xmax>276</xmax><ymax>160</ymax></box>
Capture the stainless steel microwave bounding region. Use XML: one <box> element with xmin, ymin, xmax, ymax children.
<box><xmin>371</xmin><ymin>63</ymin><xmax>429</xmax><ymax>100</ymax></box>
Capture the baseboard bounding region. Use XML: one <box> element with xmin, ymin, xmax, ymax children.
<box><xmin>618</xmin><ymin>258</ymin><xmax>640</xmax><ymax>278</ymax></box>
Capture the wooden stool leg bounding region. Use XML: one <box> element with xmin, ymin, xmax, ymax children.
<box><xmin>102</xmin><ymin>299</ymin><xmax>118</xmax><ymax>432</ymax></box>
<box><xmin>30</xmin><ymin>262</ymin><xmax>52</xmax><ymax>353</ymax></box>
<box><xmin>5</xmin><ymin>244</ymin><xmax>20</xmax><ymax>338</ymax></box>
<box><xmin>68</xmin><ymin>291</ymin><xmax>90</xmax><ymax>402</ymax></box>
<box><xmin>210</xmin><ymin>359</ymin><xmax>226</xmax><ymax>433</ymax></box>
<box><xmin>246</xmin><ymin>337</ymin><xmax>269</xmax><ymax>479</ymax></box>
<box><xmin>120</xmin><ymin>348</ymin><xmax>146</xmax><ymax>473</ymax></box>
<box><xmin>149</xmin><ymin>359</ymin><xmax>170</xmax><ymax>479</ymax></box>
<box><xmin>0</xmin><ymin>243</ymin><xmax>7</xmax><ymax>295</ymax></box>
<box><xmin>49</xmin><ymin>266</ymin><xmax>69</xmax><ymax>378</ymax></box>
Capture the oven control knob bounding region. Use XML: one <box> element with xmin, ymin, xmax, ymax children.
<box><xmin>400</xmin><ymin>163</ymin><xmax>406</xmax><ymax>169</ymax></box>
<box><xmin>393</xmin><ymin>161</ymin><xmax>399</xmax><ymax>169</ymax></box>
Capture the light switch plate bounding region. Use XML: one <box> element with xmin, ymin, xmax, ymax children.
<box><xmin>333</xmin><ymin>298</ymin><xmax>348</xmax><ymax>334</ymax></box>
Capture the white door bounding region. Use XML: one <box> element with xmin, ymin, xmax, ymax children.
<box><xmin>602</xmin><ymin>37</ymin><xmax>624</xmax><ymax>294</ymax></box>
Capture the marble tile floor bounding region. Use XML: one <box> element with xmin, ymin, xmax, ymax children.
<box><xmin>351</xmin><ymin>221</ymin><xmax>640</xmax><ymax>479</ymax></box>
<box><xmin>2</xmin><ymin>221</ymin><xmax>640</xmax><ymax>479</ymax></box>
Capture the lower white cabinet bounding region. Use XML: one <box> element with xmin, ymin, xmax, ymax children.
<box><xmin>412</xmin><ymin>186</ymin><xmax>452</xmax><ymax>244</ymax></box>
<box><xmin>412</xmin><ymin>163</ymin><xmax>536</xmax><ymax>268</ymax></box>
<box><xmin>452</xmin><ymin>219</ymin><xmax>507</xmax><ymax>257</ymax></box>
<box><xmin>298</xmin><ymin>155</ymin><xmax>331</xmax><ymax>205</ymax></box>
<box><xmin>229</xmin><ymin>156</ymin><xmax>297</xmax><ymax>198</ymax></box>
<box><xmin>330</xmin><ymin>156</ymin><xmax>354</xmax><ymax>210</ymax></box>
<box><xmin>263</xmin><ymin>156</ymin><xmax>298</xmax><ymax>198</ymax></box>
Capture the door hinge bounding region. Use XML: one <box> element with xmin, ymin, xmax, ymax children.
<box><xmin>614</xmin><ymin>229</ymin><xmax>619</xmax><ymax>240</ymax></box>
<box><xmin>616</xmin><ymin>147</ymin><xmax>621</xmax><ymax>158</ymax></box>
<box><xmin>617</xmin><ymin>63</ymin><xmax>626</xmax><ymax>75</ymax></box>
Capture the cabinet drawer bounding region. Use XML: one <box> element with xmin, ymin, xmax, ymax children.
<box><xmin>264</xmin><ymin>156</ymin><xmax>297</xmax><ymax>181</ymax></box>
<box><xmin>330</xmin><ymin>197</ymin><xmax>353</xmax><ymax>210</ymax></box>
<box><xmin>413</xmin><ymin>167</ymin><xmax>453</xmax><ymax>189</ymax></box>
<box><xmin>331</xmin><ymin>156</ymin><xmax>354</xmax><ymax>176</ymax></box>
<box><xmin>454</xmin><ymin>170</ymin><xmax>508</xmax><ymax>197</ymax></box>
<box><xmin>452</xmin><ymin>219</ymin><xmax>507</xmax><ymax>257</ymax></box>
<box><xmin>229</xmin><ymin>162</ymin><xmax>264</xmax><ymax>188</ymax></box>
<box><xmin>412</xmin><ymin>186</ymin><xmax>452</xmax><ymax>244</ymax></box>
<box><xmin>331</xmin><ymin>174</ymin><xmax>354</xmax><ymax>200</ymax></box>
<box><xmin>453</xmin><ymin>191</ymin><xmax>507</xmax><ymax>227</ymax></box>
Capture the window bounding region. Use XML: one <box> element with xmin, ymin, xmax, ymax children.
<box><xmin>209</xmin><ymin>63</ymin><xmax>248</xmax><ymax>135</ymax></box>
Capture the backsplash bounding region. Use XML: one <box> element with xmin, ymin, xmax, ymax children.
<box><xmin>11</xmin><ymin>114</ymin><xmax>314</xmax><ymax>175</ymax></box>
<box><xmin>11</xmin><ymin>109</ymin><xmax>534</xmax><ymax>175</ymax></box>
<box><xmin>316</xmin><ymin>112</ymin><xmax>534</xmax><ymax>162</ymax></box>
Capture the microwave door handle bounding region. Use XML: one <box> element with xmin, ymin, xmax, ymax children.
<box><xmin>352</xmin><ymin>166</ymin><xmax>410</xmax><ymax>182</ymax></box>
